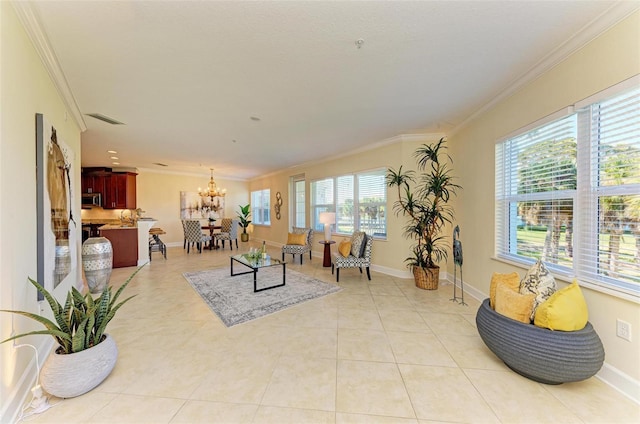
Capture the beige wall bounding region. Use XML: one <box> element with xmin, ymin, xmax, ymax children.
<box><xmin>1</xmin><ymin>3</ymin><xmax>83</xmax><ymax>421</ymax></box>
<box><xmin>248</xmin><ymin>134</ymin><xmax>445</xmax><ymax>275</ymax></box>
<box><xmin>449</xmin><ymin>11</ymin><xmax>640</xmax><ymax>386</ymax></box>
<box><xmin>136</xmin><ymin>169</ymin><xmax>249</xmax><ymax>245</ymax></box>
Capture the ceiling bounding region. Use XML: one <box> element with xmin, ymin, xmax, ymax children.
<box><xmin>22</xmin><ymin>1</ymin><xmax>634</xmax><ymax>179</ymax></box>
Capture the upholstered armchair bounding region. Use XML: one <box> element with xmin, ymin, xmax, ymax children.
<box><xmin>281</xmin><ymin>227</ymin><xmax>313</xmax><ymax>265</ymax></box>
<box><xmin>182</xmin><ymin>219</ymin><xmax>212</xmax><ymax>253</ymax></box>
<box><xmin>214</xmin><ymin>218</ymin><xmax>239</xmax><ymax>250</ymax></box>
<box><xmin>331</xmin><ymin>232</ymin><xmax>373</xmax><ymax>282</ymax></box>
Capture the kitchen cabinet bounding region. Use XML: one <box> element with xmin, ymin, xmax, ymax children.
<box><xmin>99</xmin><ymin>227</ymin><xmax>138</xmax><ymax>267</ymax></box>
<box><xmin>103</xmin><ymin>173</ymin><xmax>137</xmax><ymax>209</ymax></box>
<box><xmin>81</xmin><ymin>174</ymin><xmax>104</xmax><ymax>194</ymax></box>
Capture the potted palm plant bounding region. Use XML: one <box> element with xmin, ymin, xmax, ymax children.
<box><xmin>387</xmin><ymin>137</ymin><xmax>461</xmax><ymax>290</ymax></box>
<box><xmin>0</xmin><ymin>266</ymin><xmax>141</xmax><ymax>398</ymax></box>
<box><xmin>237</xmin><ymin>204</ymin><xmax>252</xmax><ymax>242</ymax></box>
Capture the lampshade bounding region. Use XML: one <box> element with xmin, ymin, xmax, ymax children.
<box><xmin>319</xmin><ymin>212</ymin><xmax>336</xmax><ymax>241</ymax></box>
<box><xmin>319</xmin><ymin>212</ymin><xmax>336</xmax><ymax>224</ymax></box>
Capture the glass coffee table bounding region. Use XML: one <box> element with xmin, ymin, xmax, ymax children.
<box><xmin>230</xmin><ymin>254</ymin><xmax>286</xmax><ymax>292</ymax></box>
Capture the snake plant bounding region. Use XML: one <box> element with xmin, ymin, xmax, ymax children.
<box><xmin>1</xmin><ymin>265</ymin><xmax>142</xmax><ymax>354</ymax></box>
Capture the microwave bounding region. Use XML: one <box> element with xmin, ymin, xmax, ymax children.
<box><xmin>82</xmin><ymin>192</ymin><xmax>102</xmax><ymax>207</ymax></box>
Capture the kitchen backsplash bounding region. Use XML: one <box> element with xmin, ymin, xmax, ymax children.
<box><xmin>81</xmin><ymin>207</ymin><xmax>124</xmax><ymax>221</ymax></box>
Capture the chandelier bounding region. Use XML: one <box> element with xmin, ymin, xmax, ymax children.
<box><xmin>198</xmin><ymin>168</ymin><xmax>226</xmax><ymax>199</ymax></box>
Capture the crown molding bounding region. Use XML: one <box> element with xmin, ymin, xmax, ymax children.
<box><xmin>451</xmin><ymin>1</ymin><xmax>640</xmax><ymax>136</ymax></box>
<box><xmin>11</xmin><ymin>1</ymin><xmax>87</xmax><ymax>132</ymax></box>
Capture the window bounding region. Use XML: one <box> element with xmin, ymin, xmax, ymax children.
<box><xmin>311</xmin><ymin>169</ymin><xmax>387</xmax><ymax>238</ymax></box>
<box><xmin>291</xmin><ymin>175</ymin><xmax>306</xmax><ymax>227</ymax></box>
<box><xmin>496</xmin><ymin>85</ymin><xmax>640</xmax><ymax>296</ymax></box>
<box><xmin>251</xmin><ymin>189</ymin><xmax>270</xmax><ymax>225</ymax></box>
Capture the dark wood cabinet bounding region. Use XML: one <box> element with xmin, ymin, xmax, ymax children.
<box><xmin>102</xmin><ymin>173</ymin><xmax>137</xmax><ymax>209</ymax></box>
<box><xmin>99</xmin><ymin>228</ymin><xmax>138</xmax><ymax>267</ymax></box>
<box><xmin>81</xmin><ymin>175</ymin><xmax>104</xmax><ymax>194</ymax></box>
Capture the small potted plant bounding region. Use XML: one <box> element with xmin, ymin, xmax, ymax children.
<box><xmin>0</xmin><ymin>266</ymin><xmax>141</xmax><ymax>398</ymax></box>
<box><xmin>237</xmin><ymin>204</ymin><xmax>252</xmax><ymax>242</ymax></box>
<box><xmin>387</xmin><ymin>137</ymin><xmax>461</xmax><ymax>290</ymax></box>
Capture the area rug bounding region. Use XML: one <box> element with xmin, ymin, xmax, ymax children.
<box><xmin>183</xmin><ymin>267</ymin><xmax>342</xmax><ymax>327</ymax></box>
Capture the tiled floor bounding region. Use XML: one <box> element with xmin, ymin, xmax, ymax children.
<box><xmin>28</xmin><ymin>243</ymin><xmax>639</xmax><ymax>423</ymax></box>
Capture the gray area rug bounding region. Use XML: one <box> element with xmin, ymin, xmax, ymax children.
<box><xmin>183</xmin><ymin>266</ymin><xmax>342</xmax><ymax>327</ymax></box>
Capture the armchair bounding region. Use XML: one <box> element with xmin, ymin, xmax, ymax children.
<box><xmin>331</xmin><ymin>233</ymin><xmax>373</xmax><ymax>282</ymax></box>
<box><xmin>281</xmin><ymin>227</ymin><xmax>313</xmax><ymax>265</ymax></box>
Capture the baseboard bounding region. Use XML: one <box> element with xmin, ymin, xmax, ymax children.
<box><xmin>442</xmin><ymin>272</ymin><xmax>640</xmax><ymax>405</ymax></box>
<box><xmin>371</xmin><ymin>264</ymin><xmax>412</xmax><ymax>279</ymax></box>
<box><xmin>442</xmin><ymin>271</ymin><xmax>485</xmax><ymax>301</ymax></box>
<box><xmin>1</xmin><ymin>338</ymin><xmax>54</xmax><ymax>423</ymax></box>
<box><xmin>597</xmin><ymin>363</ymin><xmax>640</xmax><ymax>405</ymax></box>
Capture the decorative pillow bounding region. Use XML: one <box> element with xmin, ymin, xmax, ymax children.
<box><xmin>495</xmin><ymin>283</ymin><xmax>536</xmax><ymax>324</ymax></box>
<box><xmin>519</xmin><ymin>259</ymin><xmax>557</xmax><ymax>321</ymax></box>
<box><xmin>350</xmin><ymin>231</ymin><xmax>367</xmax><ymax>257</ymax></box>
<box><xmin>338</xmin><ymin>240</ymin><xmax>352</xmax><ymax>257</ymax></box>
<box><xmin>534</xmin><ymin>280</ymin><xmax>588</xmax><ymax>331</ymax></box>
<box><xmin>489</xmin><ymin>272</ymin><xmax>520</xmax><ymax>310</ymax></box>
<box><xmin>287</xmin><ymin>232</ymin><xmax>307</xmax><ymax>245</ymax></box>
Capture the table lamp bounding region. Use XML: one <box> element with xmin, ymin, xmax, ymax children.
<box><xmin>319</xmin><ymin>212</ymin><xmax>336</xmax><ymax>242</ymax></box>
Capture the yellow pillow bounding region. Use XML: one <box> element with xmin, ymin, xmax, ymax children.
<box><xmin>286</xmin><ymin>232</ymin><xmax>307</xmax><ymax>245</ymax></box>
<box><xmin>534</xmin><ymin>280</ymin><xmax>588</xmax><ymax>331</ymax></box>
<box><xmin>489</xmin><ymin>272</ymin><xmax>520</xmax><ymax>310</ymax></box>
<box><xmin>494</xmin><ymin>283</ymin><xmax>535</xmax><ymax>324</ymax></box>
<box><xmin>338</xmin><ymin>240</ymin><xmax>352</xmax><ymax>257</ymax></box>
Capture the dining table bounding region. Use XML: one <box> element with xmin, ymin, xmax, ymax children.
<box><xmin>201</xmin><ymin>224</ymin><xmax>222</xmax><ymax>250</ymax></box>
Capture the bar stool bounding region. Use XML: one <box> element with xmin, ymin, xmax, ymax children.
<box><xmin>149</xmin><ymin>227</ymin><xmax>167</xmax><ymax>260</ymax></box>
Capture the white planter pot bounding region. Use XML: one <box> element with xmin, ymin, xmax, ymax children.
<box><xmin>40</xmin><ymin>334</ymin><xmax>118</xmax><ymax>398</ymax></box>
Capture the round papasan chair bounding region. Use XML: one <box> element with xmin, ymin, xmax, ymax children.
<box><xmin>476</xmin><ymin>299</ymin><xmax>605</xmax><ymax>385</ymax></box>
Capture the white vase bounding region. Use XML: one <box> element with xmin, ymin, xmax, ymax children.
<box><xmin>40</xmin><ymin>334</ymin><xmax>118</xmax><ymax>398</ymax></box>
<box><xmin>82</xmin><ymin>237</ymin><xmax>113</xmax><ymax>293</ymax></box>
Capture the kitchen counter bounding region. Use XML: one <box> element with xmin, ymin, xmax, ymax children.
<box><xmin>98</xmin><ymin>223</ymin><xmax>137</xmax><ymax>230</ymax></box>
<box><xmin>88</xmin><ymin>219</ymin><xmax>157</xmax><ymax>267</ymax></box>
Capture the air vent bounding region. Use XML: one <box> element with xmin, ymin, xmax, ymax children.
<box><xmin>153</xmin><ymin>162</ymin><xmax>168</xmax><ymax>167</ymax></box>
<box><xmin>85</xmin><ymin>113</ymin><xmax>125</xmax><ymax>125</ymax></box>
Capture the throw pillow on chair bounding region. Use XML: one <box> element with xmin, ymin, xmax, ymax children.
<box><xmin>338</xmin><ymin>240</ymin><xmax>351</xmax><ymax>257</ymax></box>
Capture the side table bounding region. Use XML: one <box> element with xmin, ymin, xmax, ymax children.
<box><xmin>319</xmin><ymin>240</ymin><xmax>336</xmax><ymax>267</ymax></box>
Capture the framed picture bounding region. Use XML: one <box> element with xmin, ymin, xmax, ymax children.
<box><xmin>180</xmin><ymin>191</ymin><xmax>224</xmax><ymax>220</ymax></box>
<box><xmin>36</xmin><ymin>114</ymin><xmax>78</xmax><ymax>300</ymax></box>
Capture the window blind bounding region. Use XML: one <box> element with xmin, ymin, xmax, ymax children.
<box><xmin>575</xmin><ymin>87</ymin><xmax>640</xmax><ymax>290</ymax></box>
<box><xmin>496</xmin><ymin>84</ymin><xmax>640</xmax><ymax>296</ymax></box>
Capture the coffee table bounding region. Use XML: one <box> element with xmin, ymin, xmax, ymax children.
<box><xmin>230</xmin><ymin>254</ymin><xmax>286</xmax><ymax>292</ymax></box>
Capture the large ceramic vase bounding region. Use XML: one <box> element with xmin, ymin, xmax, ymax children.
<box><xmin>82</xmin><ymin>237</ymin><xmax>113</xmax><ymax>294</ymax></box>
<box><xmin>40</xmin><ymin>334</ymin><xmax>118</xmax><ymax>398</ymax></box>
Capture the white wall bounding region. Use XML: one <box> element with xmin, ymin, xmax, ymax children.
<box><xmin>0</xmin><ymin>3</ymin><xmax>83</xmax><ymax>422</ymax></box>
<box><xmin>450</xmin><ymin>10</ymin><xmax>640</xmax><ymax>398</ymax></box>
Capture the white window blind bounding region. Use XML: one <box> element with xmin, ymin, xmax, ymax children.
<box><xmin>358</xmin><ymin>171</ymin><xmax>387</xmax><ymax>238</ymax></box>
<box><xmin>251</xmin><ymin>189</ymin><xmax>271</xmax><ymax>225</ymax></box>
<box><xmin>310</xmin><ymin>169</ymin><xmax>387</xmax><ymax>238</ymax></box>
<box><xmin>496</xmin><ymin>84</ymin><xmax>640</xmax><ymax>296</ymax></box>
<box><xmin>336</xmin><ymin>176</ymin><xmax>354</xmax><ymax>234</ymax></box>
<box><xmin>575</xmin><ymin>86</ymin><xmax>640</xmax><ymax>292</ymax></box>
<box><xmin>294</xmin><ymin>178</ymin><xmax>305</xmax><ymax>227</ymax></box>
<box><xmin>311</xmin><ymin>178</ymin><xmax>333</xmax><ymax>232</ymax></box>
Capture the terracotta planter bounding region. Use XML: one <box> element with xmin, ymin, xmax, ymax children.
<box><xmin>40</xmin><ymin>334</ymin><xmax>118</xmax><ymax>398</ymax></box>
<box><xmin>413</xmin><ymin>266</ymin><xmax>439</xmax><ymax>290</ymax></box>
